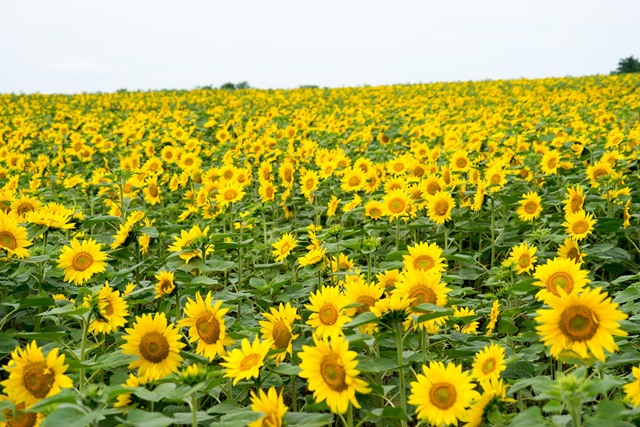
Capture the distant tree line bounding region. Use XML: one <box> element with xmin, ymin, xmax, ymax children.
<box><xmin>612</xmin><ymin>56</ymin><xmax>640</xmax><ymax>75</ymax></box>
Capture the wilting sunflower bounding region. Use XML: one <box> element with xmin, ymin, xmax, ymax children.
<box><xmin>0</xmin><ymin>210</ymin><xmax>32</xmax><ymax>259</ymax></box>
<box><xmin>306</xmin><ymin>285</ymin><xmax>351</xmax><ymax>339</ymax></box>
<box><xmin>426</xmin><ymin>191</ymin><xmax>455</xmax><ymax>225</ymax></box>
<box><xmin>516</xmin><ymin>191</ymin><xmax>542</xmax><ymax>222</ymax></box>
<box><xmin>298</xmin><ymin>335</ymin><xmax>370</xmax><ymax>414</ymax></box>
<box><xmin>409</xmin><ymin>361</ymin><xmax>479</xmax><ymax>426</ymax></box>
<box><xmin>563</xmin><ymin>210</ymin><xmax>596</xmax><ymax>241</ymax></box>
<box><xmin>536</xmin><ymin>287</ymin><xmax>627</xmax><ymax>362</ymax></box>
<box><xmin>154</xmin><ymin>270</ymin><xmax>175</xmax><ymax>299</ymax></box>
<box><xmin>563</xmin><ymin>185</ymin><xmax>585</xmax><ymax>214</ymax></box>
<box><xmin>472</xmin><ymin>344</ymin><xmax>506</xmax><ymax>385</ymax></box>
<box><xmin>249</xmin><ymin>387</ymin><xmax>288</xmax><ymax>427</ymax></box>
<box><xmin>57</xmin><ymin>238</ymin><xmax>108</xmax><ymax>285</ymax></box>
<box><xmin>624</xmin><ymin>366</ymin><xmax>640</xmax><ymax>407</ymax></box>
<box><xmin>1</xmin><ymin>341</ymin><xmax>73</xmax><ymax>407</ymax></box>
<box><xmin>121</xmin><ymin>312</ymin><xmax>185</xmax><ymax>380</ymax></box>
<box><xmin>557</xmin><ymin>238</ymin><xmax>585</xmax><ymax>264</ymax></box>
<box><xmin>403</xmin><ymin>241</ymin><xmax>446</xmax><ymax>274</ymax></box>
<box><xmin>271</xmin><ymin>232</ymin><xmax>298</xmax><ymax>263</ymax></box>
<box><xmin>298</xmin><ymin>246</ymin><xmax>326</xmax><ymax>267</ymax></box>
<box><xmin>220</xmin><ymin>336</ymin><xmax>272</xmax><ymax>385</ymax></box>
<box><xmin>533</xmin><ymin>257</ymin><xmax>589</xmax><ymax>303</ymax></box>
<box><xmin>259</xmin><ymin>303</ymin><xmax>300</xmax><ymax>364</ymax></box>
<box><xmin>179</xmin><ymin>291</ymin><xmax>234</xmax><ymax>361</ymax></box>
<box><xmin>504</xmin><ymin>242</ymin><xmax>537</xmax><ymax>274</ymax></box>
<box><xmin>383</xmin><ymin>189</ymin><xmax>412</xmax><ymax>221</ymax></box>
<box><xmin>86</xmin><ymin>282</ymin><xmax>129</xmax><ymax>334</ymax></box>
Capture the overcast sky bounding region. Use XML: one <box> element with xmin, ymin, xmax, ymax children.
<box><xmin>1</xmin><ymin>0</ymin><xmax>638</xmax><ymax>94</ymax></box>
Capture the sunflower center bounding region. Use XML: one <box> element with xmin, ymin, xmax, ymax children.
<box><xmin>355</xmin><ymin>295</ymin><xmax>376</xmax><ymax>314</ymax></box>
<box><xmin>518</xmin><ymin>254</ymin><xmax>531</xmax><ymax>268</ymax></box>
<box><xmin>413</xmin><ymin>255</ymin><xmax>435</xmax><ymax>271</ymax></box>
<box><xmin>490</xmin><ymin>174</ymin><xmax>501</xmax><ymax>185</ymax></box>
<box><xmin>320</xmin><ymin>354</ymin><xmax>348</xmax><ymax>392</ymax></box>
<box><xmin>22</xmin><ymin>361</ymin><xmax>55</xmax><ymax>399</ymax></box>
<box><xmin>0</xmin><ymin>231</ymin><xmax>17</xmax><ymax>250</ymax></box>
<box><xmin>388</xmin><ymin>198</ymin><xmax>405</xmax><ymax>214</ymax></box>
<box><xmin>456</xmin><ymin>158</ymin><xmax>467</xmax><ymax>169</ymax></box>
<box><xmin>280</xmin><ymin>242</ymin><xmax>291</xmax><ymax>255</ymax></box>
<box><xmin>148</xmin><ymin>186</ymin><xmax>158</xmax><ymax>197</ymax></box>
<box><xmin>410</xmin><ymin>286</ymin><xmax>437</xmax><ymax>306</ymax></box>
<box><xmin>139</xmin><ymin>331</ymin><xmax>170</xmax><ymax>363</ymax></box>
<box><xmin>348</xmin><ymin>176</ymin><xmax>361</xmax><ymax>187</ymax></box>
<box><xmin>72</xmin><ymin>252</ymin><xmax>94</xmax><ymax>272</ymax></box>
<box><xmin>430</xmin><ymin>382</ymin><xmax>457</xmax><ymax>409</ymax></box>
<box><xmin>4</xmin><ymin>405</ymin><xmax>38</xmax><ymax>427</ymax></box>
<box><xmin>567</xmin><ymin>247</ymin><xmax>580</xmax><ymax>261</ymax></box>
<box><xmin>284</xmin><ymin>169</ymin><xmax>292</xmax><ymax>183</ymax></box>
<box><xmin>593</xmin><ymin>168</ymin><xmax>607</xmax><ymax>180</ymax></box>
<box><xmin>559</xmin><ymin>305</ymin><xmax>599</xmax><ymax>342</ymax></box>
<box><xmin>239</xmin><ymin>353</ymin><xmax>261</xmax><ymax>371</ymax></box>
<box><xmin>570</xmin><ymin>197</ymin><xmax>582</xmax><ymax>213</ymax></box>
<box><xmin>481</xmin><ymin>357</ymin><xmax>497</xmax><ymax>375</ymax></box>
<box><xmin>319</xmin><ymin>304</ymin><xmax>339</xmax><ymax>325</ymax></box>
<box><xmin>369</xmin><ymin>207</ymin><xmax>382</xmax><ymax>218</ymax></box>
<box><xmin>103</xmin><ymin>300</ymin><xmax>115</xmax><ymax>316</ymax></box>
<box><xmin>272</xmin><ymin>320</ymin><xmax>292</xmax><ymax>349</ymax></box>
<box><xmin>266</xmin><ymin>186</ymin><xmax>274</xmax><ymax>198</ymax></box>
<box><xmin>547</xmin><ymin>158</ymin><xmax>558</xmax><ymax>169</ymax></box>
<box><xmin>524</xmin><ymin>201</ymin><xmax>538</xmax><ymax>214</ymax></box>
<box><xmin>196</xmin><ymin>315</ymin><xmax>221</xmax><ymax>344</ymax></box>
<box><xmin>427</xmin><ymin>183</ymin><xmax>439</xmax><ymax>195</ymax></box>
<box><xmin>224</xmin><ymin>189</ymin><xmax>237</xmax><ymax>201</ymax></box>
<box><xmin>572</xmin><ymin>220</ymin><xmax>589</xmax><ymax>235</ymax></box>
<box><xmin>17</xmin><ymin>202</ymin><xmax>35</xmax><ymax>216</ymax></box>
<box><xmin>547</xmin><ymin>272</ymin><xmax>574</xmax><ymax>295</ymax></box>
<box><xmin>434</xmin><ymin>200</ymin><xmax>449</xmax><ymax>216</ymax></box>
<box><xmin>305</xmin><ymin>179</ymin><xmax>315</xmax><ymax>190</ymax></box>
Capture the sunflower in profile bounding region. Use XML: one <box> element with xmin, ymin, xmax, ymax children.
<box><xmin>557</xmin><ymin>238</ymin><xmax>585</xmax><ymax>264</ymax></box>
<box><xmin>167</xmin><ymin>224</ymin><xmax>211</xmax><ymax>263</ymax></box>
<box><xmin>57</xmin><ymin>238</ymin><xmax>108</xmax><ymax>285</ymax></box>
<box><xmin>114</xmin><ymin>372</ymin><xmax>151</xmax><ymax>408</ymax></box>
<box><xmin>533</xmin><ymin>257</ymin><xmax>589</xmax><ymax>303</ymax></box>
<box><xmin>409</xmin><ymin>361</ymin><xmax>479</xmax><ymax>426</ymax></box>
<box><xmin>472</xmin><ymin>344</ymin><xmax>506</xmax><ymax>385</ymax></box>
<box><xmin>329</xmin><ymin>253</ymin><xmax>354</xmax><ymax>273</ymax></box>
<box><xmin>25</xmin><ymin>202</ymin><xmax>75</xmax><ymax>230</ymax></box>
<box><xmin>0</xmin><ymin>210</ymin><xmax>32</xmax><ymax>259</ymax></box>
<box><xmin>1</xmin><ymin>341</ymin><xmax>73</xmax><ymax>406</ymax></box>
<box><xmin>220</xmin><ymin>336</ymin><xmax>272</xmax><ymax>385</ymax></box>
<box><xmin>485</xmin><ymin>300</ymin><xmax>500</xmax><ymax>336</ymax></box>
<box><xmin>536</xmin><ymin>287</ymin><xmax>627</xmax><ymax>362</ymax></box>
<box><xmin>463</xmin><ymin>379</ymin><xmax>510</xmax><ymax>427</ymax></box>
<box><xmin>271</xmin><ymin>232</ymin><xmax>297</xmax><ymax>263</ymax></box>
<box><xmin>624</xmin><ymin>366</ymin><xmax>640</xmax><ymax>407</ymax></box>
<box><xmin>383</xmin><ymin>189</ymin><xmax>412</xmax><ymax>221</ymax></box>
<box><xmin>179</xmin><ymin>291</ymin><xmax>234</xmax><ymax>361</ymax></box>
<box><xmin>298</xmin><ymin>335</ymin><xmax>370</xmax><ymax>414</ymax></box>
<box><xmin>426</xmin><ymin>191</ymin><xmax>455</xmax><ymax>224</ymax></box>
<box><xmin>298</xmin><ymin>247</ymin><xmax>326</xmax><ymax>267</ymax></box>
<box><xmin>504</xmin><ymin>242</ymin><xmax>537</xmax><ymax>274</ymax></box>
<box><xmin>516</xmin><ymin>191</ymin><xmax>542</xmax><ymax>222</ymax></box>
<box><xmin>121</xmin><ymin>312</ymin><xmax>185</xmax><ymax>380</ymax></box>
<box><xmin>86</xmin><ymin>282</ymin><xmax>129</xmax><ymax>334</ymax></box>
<box><xmin>154</xmin><ymin>270</ymin><xmax>175</xmax><ymax>299</ymax></box>
<box><xmin>563</xmin><ymin>185</ymin><xmax>585</xmax><ymax>214</ymax></box>
<box><xmin>563</xmin><ymin>210</ymin><xmax>596</xmax><ymax>241</ymax></box>
<box><xmin>306</xmin><ymin>285</ymin><xmax>351</xmax><ymax>339</ymax></box>
<box><xmin>259</xmin><ymin>303</ymin><xmax>300</xmax><ymax>364</ymax></box>
<box><xmin>364</xmin><ymin>200</ymin><xmax>385</xmax><ymax>220</ymax></box>
<box><xmin>402</xmin><ymin>241</ymin><xmax>446</xmax><ymax>274</ymax></box>
<box><xmin>249</xmin><ymin>387</ymin><xmax>288</xmax><ymax>427</ymax></box>
<box><xmin>452</xmin><ymin>306</ymin><xmax>479</xmax><ymax>335</ymax></box>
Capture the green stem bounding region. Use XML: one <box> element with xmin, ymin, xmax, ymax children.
<box><xmin>490</xmin><ymin>196</ymin><xmax>496</xmax><ymax>268</ymax></box>
<box><xmin>227</xmin><ymin>377</ymin><xmax>233</xmax><ymax>401</ymax></box>
<box><xmin>175</xmin><ymin>285</ymin><xmax>181</xmax><ymax>322</ymax></box>
<box><xmin>395</xmin><ymin>218</ymin><xmax>400</xmax><ymax>252</ymax></box>
<box><xmin>346</xmin><ymin>403</ymin><xmax>354</xmax><ymax>427</ymax></box>
<box><xmin>395</xmin><ymin>323</ymin><xmax>407</xmax><ymax>427</ymax></box>
<box><xmin>290</xmin><ymin>375</ymin><xmax>298</xmax><ymax>412</ymax></box>
<box><xmin>191</xmin><ymin>392</ymin><xmax>198</xmax><ymax>427</ymax></box>
<box><xmin>443</xmin><ymin>224</ymin><xmax>449</xmax><ymax>251</ymax></box>
<box><xmin>79</xmin><ymin>313</ymin><xmax>92</xmax><ymax>391</ymax></box>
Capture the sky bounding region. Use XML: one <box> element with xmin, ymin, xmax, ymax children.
<box><xmin>1</xmin><ymin>0</ymin><xmax>639</xmax><ymax>94</ymax></box>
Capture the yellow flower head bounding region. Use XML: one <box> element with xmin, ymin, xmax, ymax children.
<box><xmin>306</xmin><ymin>285</ymin><xmax>351</xmax><ymax>339</ymax></box>
<box><xmin>533</xmin><ymin>257</ymin><xmax>589</xmax><ymax>303</ymax></box>
<box><xmin>249</xmin><ymin>387</ymin><xmax>288</xmax><ymax>427</ymax></box>
<box><xmin>563</xmin><ymin>210</ymin><xmax>596</xmax><ymax>241</ymax></box>
<box><xmin>57</xmin><ymin>238</ymin><xmax>108</xmax><ymax>286</ymax></box>
<box><xmin>271</xmin><ymin>232</ymin><xmax>298</xmax><ymax>263</ymax></box>
<box><xmin>259</xmin><ymin>303</ymin><xmax>300</xmax><ymax>364</ymax></box>
<box><xmin>220</xmin><ymin>336</ymin><xmax>272</xmax><ymax>385</ymax></box>
<box><xmin>516</xmin><ymin>191</ymin><xmax>542</xmax><ymax>222</ymax></box>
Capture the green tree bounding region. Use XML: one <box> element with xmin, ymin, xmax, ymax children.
<box><xmin>612</xmin><ymin>56</ymin><xmax>640</xmax><ymax>74</ymax></box>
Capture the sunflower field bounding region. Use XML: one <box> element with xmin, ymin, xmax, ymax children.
<box><xmin>0</xmin><ymin>74</ymin><xmax>639</xmax><ymax>427</ymax></box>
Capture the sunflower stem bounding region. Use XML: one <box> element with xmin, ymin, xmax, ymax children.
<box><xmin>79</xmin><ymin>312</ymin><xmax>92</xmax><ymax>392</ymax></box>
<box><xmin>443</xmin><ymin>224</ymin><xmax>449</xmax><ymax>251</ymax></box>
<box><xmin>395</xmin><ymin>218</ymin><xmax>400</xmax><ymax>252</ymax></box>
<box><xmin>346</xmin><ymin>402</ymin><xmax>354</xmax><ymax>427</ymax></box>
<box><xmin>490</xmin><ymin>196</ymin><xmax>496</xmax><ymax>268</ymax></box>
<box><xmin>175</xmin><ymin>285</ymin><xmax>181</xmax><ymax>323</ymax></box>
<box><xmin>394</xmin><ymin>322</ymin><xmax>407</xmax><ymax>427</ymax></box>
<box><xmin>290</xmin><ymin>374</ymin><xmax>298</xmax><ymax>412</ymax></box>
<box><xmin>227</xmin><ymin>377</ymin><xmax>233</xmax><ymax>401</ymax></box>
<box><xmin>191</xmin><ymin>392</ymin><xmax>199</xmax><ymax>427</ymax></box>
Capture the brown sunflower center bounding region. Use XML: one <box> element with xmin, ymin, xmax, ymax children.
<box><xmin>4</xmin><ymin>405</ymin><xmax>38</xmax><ymax>427</ymax></box>
<box><xmin>239</xmin><ymin>353</ymin><xmax>261</xmax><ymax>371</ymax></box>
<box><xmin>430</xmin><ymin>382</ymin><xmax>457</xmax><ymax>409</ymax></box>
<box><xmin>518</xmin><ymin>254</ymin><xmax>531</xmax><ymax>269</ymax></box>
<box><xmin>103</xmin><ymin>300</ymin><xmax>115</xmax><ymax>316</ymax></box>
<box><xmin>196</xmin><ymin>314</ymin><xmax>221</xmax><ymax>344</ymax></box>
<box><xmin>572</xmin><ymin>220</ymin><xmax>589</xmax><ymax>235</ymax></box>
<box><xmin>427</xmin><ymin>183</ymin><xmax>440</xmax><ymax>195</ymax></box>
<box><xmin>72</xmin><ymin>252</ymin><xmax>94</xmax><ymax>272</ymax></box>
<box><xmin>17</xmin><ymin>203</ymin><xmax>35</xmax><ymax>216</ymax></box>
<box><xmin>593</xmin><ymin>168</ymin><xmax>607</xmax><ymax>180</ymax></box>
<box><xmin>280</xmin><ymin>243</ymin><xmax>291</xmax><ymax>255</ymax></box>
<box><xmin>305</xmin><ymin>179</ymin><xmax>315</xmax><ymax>190</ymax></box>
<box><xmin>148</xmin><ymin>186</ymin><xmax>158</xmax><ymax>198</ymax></box>
<box><xmin>456</xmin><ymin>158</ymin><xmax>467</xmax><ymax>169</ymax></box>
<box><xmin>284</xmin><ymin>169</ymin><xmax>292</xmax><ymax>183</ymax></box>
<box><xmin>434</xmin><ymin>200</ymin><xmax>449</xmax><ymax>216</ymax></box>
<box><xmin>524</xmin><ymin>201</ymin><xmax>538</xmax><ymax>214</ymax></box>
<box><xmin>490</xmin><ymin>174</ymin><xmax>501</xmax><ymax>185</ymax></box>
<box><xmin>567</xmin><ymin>247</ymin><xmax>580</xmax><ymax>262</ymax></box>
<box><xmin>388</xmin><ymin>198</ymin><xmax>405</xmax><ymax>214</ymax></box>
<box><xmin>547</xmin><ymin>272</ymin><xmax>574</xmax><ymax>295</ymax></box>
<box><xmin>272</xmin><ymin>320</ymin><xmax>292</xmax><ymax>349</ymax></box>
<box><xmin>368</xmin><ymin>207</ymin><xmax>382</xmax><ymax>218</ymax></box>
<box><xmin>413</xmin><ymin>255</ymin><xmax>434</xmax><ymax>271</ymax></box>
<box><xmin>348</xmin><ymin>176</ymin><xmax>361</xmax><ymax>187</ymax></box>
<box><xmin>481</xmin><ymin>357</ymin><xmax>497</xmax><ymax>375</ymax></box>
<box><xmin>355</xmin><ymin>295</ymin><xmax>376</xmax><ymax>314</ymax></box>
<box><xmin>547</xmin><ymin>158</ymin><xmax>558</xmax><ymax>169</ymax></box>
<box><xmin>559</xmin><ymin>305</ymin><xmax>599</xmax><ymax>342</ymax></box>
<box><xmin>410</xmin><ymin>286</ymin><xmax>437</xmax><ymax>306</ymax></box>
<box><xmin>319</xmin><ymin>304</ymin><xmax>339</xmax><ymax>326</ymax></box>
<box><xmin>320</xmin><ymin>354</ymin><xmax>348</xmax><ymax>392</ymax></box>
<box><xmin>139</xmin><ymin>331</ymin><xmax>170</xmax><ymax>363</ymax></box>
<box><xmin>0</xmin><ymin>231</ymin><xmax>17</xmax><ymax>250</ymax></box>
<box><xmin>570</xmin><ymin>196</ymin><xmax>582</xmax><ymax>213</ymax></box>
<box><xmin>224</xmin><ymin>189</ymin><xmax>237</xmax><ymax>201</ymax></box>
<box><xmin>22</xmin><ymin>361</ymin><xmax>55</xmax><ymax>399</ymax></box>
<box><xmin>265</xmin><ymin>186</ymin><xmax>274</xmax><ymax>198</ymax></box>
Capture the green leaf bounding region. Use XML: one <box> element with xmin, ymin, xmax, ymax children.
<box><xmin>210</xmin><ymin>410</ymin><xmax>263</xmax><ymax>427</ymax></box>
<box><xmin>127</xmin><ymin>409</ymin><xmax>176</xmax><ymax>427</ymax></box>
<box><xmin>344</xmin><ymin>312</ymin><xmax>377</xmax><ymax>328</ymax></box>
<box><xmin>42</xmin><ymin>407</ymin><xmax>104</xmax><ymax>427</ymax></box>
<box><xmin>285</xmin><ymin>412</ymin><xmax>334</xmax><ymax>427</ymax></box>
<box><xmin>510</xmin><ymin>406</ymin><xmax>553</xmax><ymax>427</ymax></box>
<box><xmin>368</xmin><ymin>406</ymin><xmax>409</xmax><ymax>421</ymax></box>
<box><xmin>272</xmin><ymin>363</ymin><xmax>301</xmax><ymax>376</ymax></box>
<box><xmin>28</xmin><ymin>390</ymin><xmax>78</xmax><ymax>412</ymax></box>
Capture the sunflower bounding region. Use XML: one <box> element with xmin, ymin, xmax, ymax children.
<box><xmin>259</xmin><ymin>303</ymin><xmax>300</xmax><ymax>364</ymax></box>
<box><xmin>402</xmin><ymin>241</ymin><xmax>446</xmax><ymax>274</ymax></box>
<box><xmin>249</xmin><ymin>387</ymin><xmax>288</xmax><ymax>427</ymax></box>
<box><xmin>394</xmin><ymin>270</ymin><xmax>450</xmax><ymax>308</ymax></box>
<box><xmin>426</xmin><ymin>191</ymin><xmax>455</xmax><ymax>225</ymax></box>
<box><xmin>376</xmin><ymin>269</ymin><xmax>401</xmax><ymax>291</ymax></box>
<box><xmin>340</xmin><ymin>168</ymin><xmax>366</xmax><ymax>193</ymax></box>
<box><xmin>179</xmin><ymin>291</ymin><xmax>234</xmax><ymax>361</ymax></box>
<box><xmin>25</xmin><ymin>202</ymin><xmax>75</xmax><ymax>230</ymax></box>
<box><xmin>121</xmin><ymin>312</ymin><xmax>185</xmax><ymax>380</ymax></box>
<box><xmin>298</xmin><ymin>335</ymin><xmax>370</xmax><ymax>414</ymax></box>
<box><xmin>327</xmin><ymin>195</ymin><xmax>340</xmax><ymax>217</ymax></box>
<box><xmin>449</xmin><ymin>150</ymin><xmax>471</xmax><ymax>172</ymax></box>
<box><xmin>216</xmin><ymin>183</ymin><xmax>246</xmax><ymax>208</ymax></box>
<box><xmin>259</xmin><ymin>180</ymin><xmax>276</xmax><ymax>202</ymax></box>
<box><xmin>472</xmin><ymin>344</ymin><xmax>506</xmax><ymax>385</ymax></box>
<box><xmin>624</xmin><ymin>366</ymin><xmax>640</xmax><ymax>407</ymax></box>
<box><xmin>586</xmin><ymin>160</ymin><xmax>612</xmax><ymax>188</ymax></box>
<box><xmin>114</xmin><ymin>373</ymin><xmax>151</xmax><ymax>408</ymax></box>
<box><xmin>383</xmin><ymin>189</ymin><xmax>412</xmax><ymax>221</ymax></box>
<box><xmin>167</xmin><ymin>225</ymin><xmax>211</xmax><ymax>263</ymax></box>
<box><xmin>536</xmin><ymin>287</ymin><xmax>627</xmax><ymax>362</ymax></box>
<box><xmin>298</xmin><ymin>247</ymin><xmax>326</xmax><ymax>267</ymax></box>
<box><xmin>421</xmin><ymin>174</ymin><xmax>445</xmax><ymax>197</ymax></box>
<box><xmin>144</xmin><ymin>176</ymin><xmax>161</xmax><ymax>205</ymax></box>
<box><xmin>10</xmin><ymin>194</ymin><xmax>41</xmax><ymax>219</ymax></box>
<box><xmin>533</xmin><ymin>257</ymin><xmax>589</xmax><ymax>303</ymax></box>
<box><xmin>220</xmin><ymin>336</ymin><xmax>272</xmax><ymax>385</ymax></box>
<box><xmin>504</xmin><ymin>242</ymin><xmax>537</xmax><ymax>274</ymax></box>
<box><xmin>343</xmin><ymin>278</ymin><xmax>384</xmax><ymax>334</ymax></box>
<box><xmin>563</xmin><ymin>185</ymin><xmax>585</xmax><ymax>214</ymax></box>
<box><xmin>306</xmin><ymin>285</ymin><xmax>351</xmax><ymax>339</ymax></box>
<box><xmin>300</xmin><ymin>170</ymin><xmax>319</xmax><ymax>200</ymax></box>
<box><xmin>86</xmin><ymin>282</ymin><xmax>129</xmax><ymax>334</ymax></box>
<box><xmin>557</xmin><ymin>238</ymin><xmax>585</xmax><ymax>264</ymax></box>
<box><xmin>364</xmin><ymin>200</ymin><xmax>385</xmax><ymax>220</ymax></box>
<box><xmin>0</xmin><ymin>396</ymin><xmax>44</xmax><ymax>426</ymax></box>
<box><xmin>271</xmin><ymin>232</ymin><xmax>297</xmax><ymax>263</ymax></box>
<box><xmin>516</xmin><ymin>191</ymin><xmax>542</xmax><ymax>222</ymax></box>
<box><xmin>452</xmin><ymin>306</ymin><xmax>479</xmax><ymax>335</ymax></box>
<box><xmin>540</xmin><ymin>149</ymin><xmax>560</xmax><ymax>175</ymax></box>
<box><xmin>154</xmin><ymin>270</ymin><xmax>175</xmax><ymax>299</ymax></box>
<box><xmin>563</xmin><ymin>210</ymin><xmax>596</xmax><ymax>241</ymax></box>
<box><xmin>484</xmin><ymin>166</ymin><xmax>506</xmax><ymax>192</ymax></box>
<box><xmin>0</xmin><ymin>211</ymin><xmax>32</xmax><ymax>259</ymax></box>
<box><xmin>463</xmin><ymin>379</ymin><xmax>509</xmax><ymax>427</ymax></box>
<box><xmin>409</xmin><ymin>361</ymin><xmax>479</xmax><ymax>426</ymax></box>
<box><xmin>329</xmin><ymin>253</ymin><xmax>354</xmax><ymax>273</ymax></box>
<box><xmin>1</xmin><ymin>341</ymin><xmax>73</xmax><ymax>407</ymax></box>
<box><xmin>57</xmin><ymin>238</ymin><xmax>108</xmax><ymax>285</ymax></box>
<box><xmin>486</xmin><ymin>300</ymin><xmax>500</xmax><ymax>336</ymax></box>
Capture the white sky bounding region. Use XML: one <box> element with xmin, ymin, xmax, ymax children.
<box><xmin>1</xmin><ymin>0</ymin><xmax>638</xmax><ymax>94</ymax></box>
